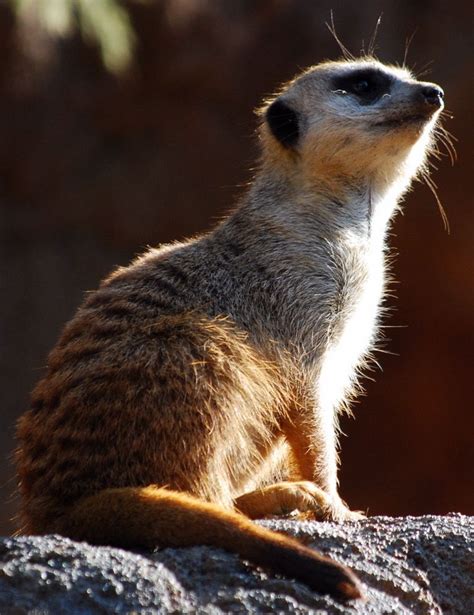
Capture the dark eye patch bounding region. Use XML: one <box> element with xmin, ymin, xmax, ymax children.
<box><xmin>331</xmin><ymin>68</ymin><xmax>393</xmax><ymax>105</ymax></box>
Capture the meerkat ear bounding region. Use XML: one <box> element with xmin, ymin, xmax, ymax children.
<box><xmin>265</xmin><ymin>99</ymin><xmax>300</xmax><ymax>149</ymax></box>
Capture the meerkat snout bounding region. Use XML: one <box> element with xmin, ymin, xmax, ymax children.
<box><xmin>419</xmin><ymin>84</ymin><xmax>444</xmax><ymax>107</ymax></box>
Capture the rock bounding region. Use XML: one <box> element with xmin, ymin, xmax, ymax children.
<box><xmin>0</xmin><ymin>515</ymin><xmax>472</xmax><ymax>614</ymax></box>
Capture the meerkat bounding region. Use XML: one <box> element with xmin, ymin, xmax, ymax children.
<box><xmin>15</xmin><ymin>57</ymin><xmax>444</xmax><ymax>601</ymax></box>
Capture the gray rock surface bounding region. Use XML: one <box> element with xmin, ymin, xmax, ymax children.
<box><xmin>0</xmin><ymin>515</ymin><xmax>472</xmax><ymax>614</ymax></box>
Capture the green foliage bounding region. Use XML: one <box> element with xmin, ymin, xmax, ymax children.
<box><xmin>11</xmin><ymin>0</ymin><xmax>139</xmax><ymax>75</ymax></box>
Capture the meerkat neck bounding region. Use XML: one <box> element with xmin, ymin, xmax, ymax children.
<box><xmin>238</xmin><ymin>168</ymin><xmax>402</xmax><ymax>247</ymax></box>
<box><xmin>210</xmin><ymin>171</ymin><xmax>400</xmax><ymax>364</ymax></box>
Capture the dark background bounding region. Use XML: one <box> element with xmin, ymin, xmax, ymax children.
<box><xmin>1</xmin><ymin>0</ymin><xmax>473</xmax><ymax>535</ymax></box>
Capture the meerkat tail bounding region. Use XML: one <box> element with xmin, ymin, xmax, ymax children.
<box><xmin>56</xmin><ymin>485</ymin><xmax>362</xmax><ymax>601</ymax></box>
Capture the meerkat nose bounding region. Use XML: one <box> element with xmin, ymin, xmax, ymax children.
<box><xmin>421</xmin><ymin>85</ymin><xmax>444</xmax><ymax>107</ymax></box>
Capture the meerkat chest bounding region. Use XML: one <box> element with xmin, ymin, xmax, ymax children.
<box><xmin>317</xmin><ymin>243</ymin><xmax>385</xmax><ymax>412</ymax></box>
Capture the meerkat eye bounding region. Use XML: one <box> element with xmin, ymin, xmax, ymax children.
<box><xmin>332</xmin><ymin>68</ymin><xmax>392</xmax><ymax>105</ymax></box>
<box><xmin>352</xmin><ymin>80</ymin><xmax>370</xmax><ymax>93</ymax></box>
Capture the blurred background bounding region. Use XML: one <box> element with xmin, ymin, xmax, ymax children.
<box><xmin>1</xmin><ymin>0</ymin><xmax>472</xmax><ymax>535</ymax></box>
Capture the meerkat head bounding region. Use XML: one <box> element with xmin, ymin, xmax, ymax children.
<box><xmin>260</xmin><ymin>59</ymin><xmax>444</xmax><ymax>192</ymax></box>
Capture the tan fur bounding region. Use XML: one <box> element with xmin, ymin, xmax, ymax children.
<box><xmin>15</xmin><ymin>57</ymin><xmax>444</xmax><ymax>601</ymax></box>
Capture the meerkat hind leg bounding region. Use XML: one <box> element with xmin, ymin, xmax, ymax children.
<box><xmin>235</xmin><ymin>482</ymin><xmax>366</xmax><ymax>522</ymax></box>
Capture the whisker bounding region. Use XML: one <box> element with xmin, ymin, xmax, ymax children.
<box><xmin>437</xmin><ymin>135</ymin><xmax>457</xmax><ymax>165</ymax></box>
<box><xmin>440</xmin><ymin>108</ymin><xmax>455</xmax><ymax>119</ymax></box>
<box><xmin>437</xmin><ymin>122</ymin><xmax>458</xmax><ymax>146</ymax></box>
<box><xmin>375</xmin><ymin>348</ymin><xmax>399</xmax><ymax>357</ymax></box>
<box><xmin>415</xmin><ymin>60</ymin><xmax>434</xmax><ymax>79</ymax></box>
<box><xmin>326</xmin><ymin>11</ymin><xmax>355</xmax><ymax>61</ymax></box>
<box><xmin>368</xmin><ymin>14</ymin><xmax>383</xmax><ymax>58</ymax></box>
<box><xmin>429</xmin><ymin>146</ymin><xmax>442</xmax><ymax>162</ymax></box>
<box><xmin>434</xmin><ymin>124</ymin><xmax>458</xmax><ymax>165</ymax></box>
<box><xmin>422</xmin><ymin>171</ymin><xmax>450</xmax><ymax>233</ymax></box>
<box><xmin>403</xmin><ymin>28</ymin><xmax>418</xmax><ymax>68</ymax></box>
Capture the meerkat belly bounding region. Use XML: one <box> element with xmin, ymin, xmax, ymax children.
<box><xmin>318</xmin><ymin>251</ymin><xmax>385</xmax><ymax>413</ymax></box>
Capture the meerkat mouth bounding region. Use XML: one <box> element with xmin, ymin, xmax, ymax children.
<box><xmin>373</xmin><ymin>113</ymin><xmax>431</xmax><ymax>128</ymax></box>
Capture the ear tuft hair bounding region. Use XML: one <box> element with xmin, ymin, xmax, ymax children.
<box><xmin>265</xmin><ymin>99</ymin><xmax>299</xmax><ymax>148</ymax></box>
